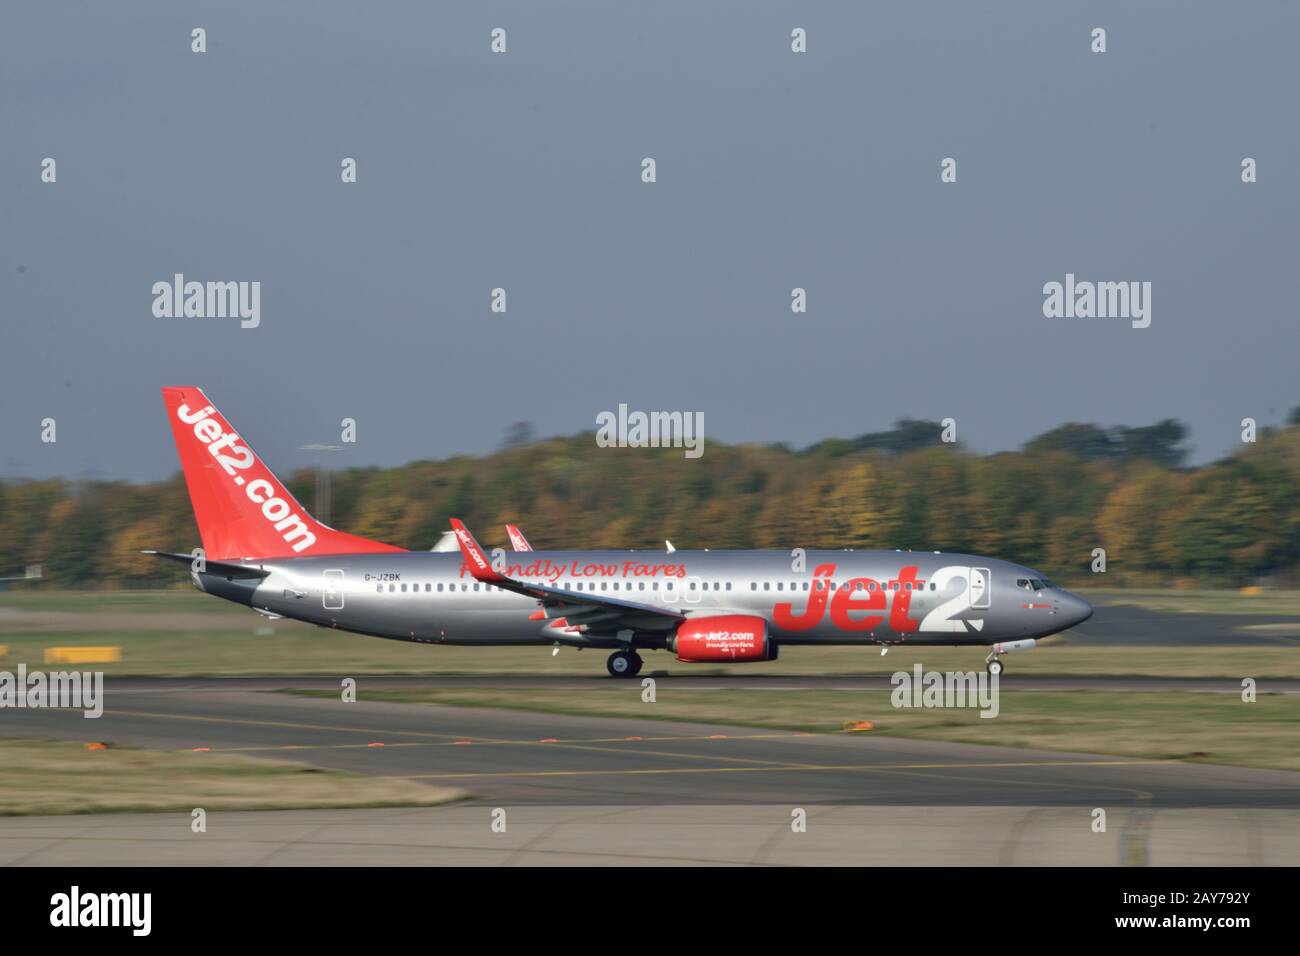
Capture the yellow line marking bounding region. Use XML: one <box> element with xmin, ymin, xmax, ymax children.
<box><xmin>111</xmin><ymin>708</ymin><xmax>816</xmax><ymax>769</ymax></box>
<box><xmin>197</xmin><ymin>739</ymin><xmax>815</xmax><ymax>769</ymax></box>
<box><xmin>109</xmin><ymin>708</ymin><xmax>804</xmax><ymax>748</ymax></box>
<box><xmin>389</xmin><ymin>758</ymin><xmax>1180</xmax><ymax>781</ymax></box>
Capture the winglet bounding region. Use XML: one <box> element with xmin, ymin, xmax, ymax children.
<box><xmin>449</xmin><ymin>518</ymin><xmax>508</xmax><ymax>583</ymax></box>
<box><xmin>505</xmin><ymin>524</ymin><xmax>532</xmax><ymax>552</ymax></box>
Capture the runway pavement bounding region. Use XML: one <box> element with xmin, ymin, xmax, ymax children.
<box><xmin>3</xmin><ymin>677</ymin><xmax>1299</xmax><ymax>809</ymax></box>
<box><xmin>4</xmin><ymin>804</ymin><xmax>1297</xmax><ymax>866</ymax></box>
<box><xmin>1082</xmin><ymin>604</ymin><xmax>1300</xmax><ymax>645</ymax></box>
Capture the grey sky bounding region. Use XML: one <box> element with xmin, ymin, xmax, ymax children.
<box><xmin>3</xmin><ymin>1</ymin><xmax>1297</xmax><ymax>482</ymax></box>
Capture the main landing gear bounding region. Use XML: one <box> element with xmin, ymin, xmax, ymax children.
<box><xmin>607</xmin><ymin>650</ymin><xmax>643</xmax><ymax>678</ymax></box>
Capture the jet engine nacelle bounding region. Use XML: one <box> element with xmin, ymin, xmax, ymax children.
<box><xmin>671</xmin><ymin>614</ymin><xmax>773</xmax><ymax>663</ymax></box>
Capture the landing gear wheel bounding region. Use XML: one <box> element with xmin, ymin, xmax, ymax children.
<box><xmin>987</xmin><ymin>658</ymin><xmax>1004</xmax><ymax>677</ymax></box>
<box><xmin>607</xmin><ymin>650</ymin><xmax>640</xmax><ymax>678</ymax></box>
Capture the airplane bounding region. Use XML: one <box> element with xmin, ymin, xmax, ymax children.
<box><xmin>148</xmin><ymin>386</ymin><xmax>1093</xmax><ymax>678</ymax></box>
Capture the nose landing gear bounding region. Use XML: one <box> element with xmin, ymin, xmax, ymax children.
<box><xmin>606</xmin><ymin>650</ymin><xmax>643</xmax><ymax>678</ymax></box>
<box><xmin>984</xmin><ymin>638</ymin><xmax>1036</xmax><ymax>676</ymax></box>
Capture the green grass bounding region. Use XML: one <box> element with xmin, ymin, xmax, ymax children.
<box><xmin>0</xmin><ymin>629</ymin><xmax>1298</xmax><ymax>677</ymax></box>
<box><xmin>0</xmin><ymin>737</ymin><xmax>465</xmax><ymax>816</ymax></box>
<box><xmin>0</xmin><ymin>587</ymin><xmax>217</xmax><ymax>613</ymax></box>
<box><xmin>295</xmin><ymin>686</ymin><xmax>1300</xmax><ymax>773</ymax></box>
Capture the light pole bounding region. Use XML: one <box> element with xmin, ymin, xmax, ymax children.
<box><xmin>299</xmin><ymin>444</ymin><xmax>343</xmax><ymax>525</ymax></box>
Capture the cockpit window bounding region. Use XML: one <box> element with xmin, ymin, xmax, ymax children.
<box><xmin>1016</xmin><ymin>578</ymin><xmax>1030</xmax><ymax>589</ymax></box>
<box><xmin>1029</xmin><ymin>579</ymin><xmax>1046</xmax><ymax>590</ymax></box>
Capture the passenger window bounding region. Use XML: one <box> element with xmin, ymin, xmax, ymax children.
<box><xmin>376</xmin><ymin>584</ymin><xmax>383</xmax><ymax>593</ymax></box>
<box><xmin>400</xmin><ymin>584</ymin><xmax>407</xmax><ymax>593</ymax></box>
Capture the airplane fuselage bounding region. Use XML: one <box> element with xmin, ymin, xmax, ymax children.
<box><xmin>197</xmin><ymin>548</ymin><xmax>1093</xmax><ymax>651</ymax></box>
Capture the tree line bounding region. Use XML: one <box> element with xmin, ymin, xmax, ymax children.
<box><xmin>2</xmin><ymin>415</ymin><xmax>1298</xmax><ymax>589</ymax></box>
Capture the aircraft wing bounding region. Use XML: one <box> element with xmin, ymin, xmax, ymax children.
<box><xmin>449</xmin><ymin>519</ymin><xmax>685</xmax><ymax>634</ymax></box>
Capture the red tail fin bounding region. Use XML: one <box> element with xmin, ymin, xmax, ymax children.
<box><xmin>162</xmin><ymin>386</ymin><xmax>404</xmax><ymax>560</ymax></box>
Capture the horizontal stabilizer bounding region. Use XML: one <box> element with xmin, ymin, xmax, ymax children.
<box><xmin>141</xmin><ymin>550</ymin><xmax>271</xmax><ymax>579</ymax></box>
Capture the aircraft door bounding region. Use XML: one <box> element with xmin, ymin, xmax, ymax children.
<box><xmin>322</xmin><ymin>569</ymin><xmax>345</xmax><ymax>611</ymax></box>
<box><xmin>969</xmin><ymin>567</ymin><xmax>991</xmax><ymax>609</ymax></box>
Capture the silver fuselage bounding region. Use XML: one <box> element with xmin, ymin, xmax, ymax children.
<box><xmin>196</xmin><ymin>549</ymin><xmax>1092</xmax><ymax>651</ymax></box>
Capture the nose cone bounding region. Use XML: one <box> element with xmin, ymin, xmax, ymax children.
<box><xmin>1061</xmin><ymin>592</ymin><xmax>1093</xmax><ymax>628</ymax></box>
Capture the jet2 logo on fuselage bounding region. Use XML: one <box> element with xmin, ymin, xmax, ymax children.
<box><xmin>773</xmin><ymin>564</ymin><xmax>984</xmax><ymax>634</ymax></box>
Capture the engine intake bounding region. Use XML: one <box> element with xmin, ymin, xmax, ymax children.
<box><xmin>672</xmin><ymin>615</ymin><xmax>772</xmax><ymax>663</ymax></box>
